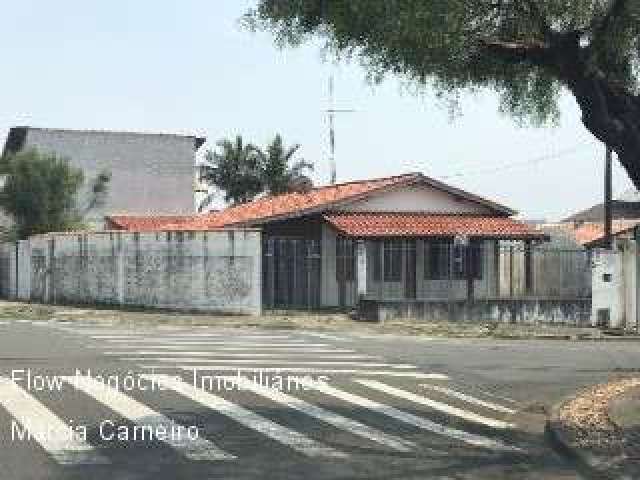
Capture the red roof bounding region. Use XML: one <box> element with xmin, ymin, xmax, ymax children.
<box><xmin>324</xmin><ymin>212</ymin><xmax>545</xmax><ymax>239</ymax></box>
<box><xmin>159</xmin><ymin>173</ymin><xmax>420</xmax><ymax>230</ymax></box>
<box><xmin>159</xmin><ymin>172</ymin><xmax>516</xmax><ymax>231</ymax></box>
<box><xmin>106</xmin><ymin>215</ymin><xmax>203</xmax><ymax>232</ymax></box>
<box><xmin>574</xmin><ymin>221</ymin><xmax>640</xmax><ymax>246</ymax></box>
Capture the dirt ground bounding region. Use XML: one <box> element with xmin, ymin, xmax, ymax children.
<box><xmin>0</xmin><ymin>300</ymin><xmax>603</xmax><ymax>340</ymax></box>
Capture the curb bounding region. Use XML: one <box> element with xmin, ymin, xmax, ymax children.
<box><xmin>546</xmin><ymin>398</ymin><xmax>632</xmax><ymax>480</ymax></box>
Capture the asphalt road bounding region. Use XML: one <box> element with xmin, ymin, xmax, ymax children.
<box><xmin>1</xmin><ymin>318</ymin><xmax>637</xmax><ymax>480</ymax></box>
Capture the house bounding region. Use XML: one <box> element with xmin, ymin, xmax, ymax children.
<box><xmin>2</xmin><ymin>127</ymin><xmax>206</xmax><ymax>226</ymax></box>
<box><xmin>111</xmin><ymin>172</ymin><xmax>550</xmax><ymax>313</ymax></box>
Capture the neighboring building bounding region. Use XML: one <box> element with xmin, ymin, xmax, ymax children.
<box><xmin>112</xmin><ymin>172</ymin><xmax>550</xmax><ymax>312</ymax></box>
<box><xmin>2</xmin><ymin>127</ymin><xmax>206</xmax><ymax>226</ymax></box>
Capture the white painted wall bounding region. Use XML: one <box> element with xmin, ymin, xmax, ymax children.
<box><xmin>591</xmin><ymin>239</ymin><xmax>639</xmax><ymax>330</ymax></box>
<box><xmin>336</xmin><ymin>185</ymin><xmax>494</xmax><ymax>214</ymax></box>
<box><xmin>1</xmin><ymin>230</ymin><xmax>262</xmax><ymax>315</ymax></box>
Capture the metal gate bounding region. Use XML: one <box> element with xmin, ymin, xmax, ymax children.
<box><xmin>262</xmin><ymin>237</ymin><xmax>321</xmax><ymax>309</ymax></box>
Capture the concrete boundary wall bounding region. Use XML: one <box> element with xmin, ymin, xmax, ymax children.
<box><xmin>359</xmin><ymin>298</ymin><xmax>592</xmax><ymax>326</ymax></box>
<box><xmin>0</xmin><ymin>230</ymin><xmax>262</xmax><ymax>315</ymax></box>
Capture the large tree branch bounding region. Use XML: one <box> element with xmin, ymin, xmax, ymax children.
<box><xmin>481</xmin><ymin>39</ymin><xmax>551</xmax><ymax>65</ymax></box>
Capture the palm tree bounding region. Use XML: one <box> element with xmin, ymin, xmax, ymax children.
<box><xmin>257</xmin><ymin>134</ymin><xmax>313</xmax><ymax>196</ymax></box>
<box><xmin>202</xmin><ymin>135</ymin><xmax>263</xmax><ymax>205</ymax></box>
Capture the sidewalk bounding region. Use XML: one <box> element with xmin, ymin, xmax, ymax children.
<box><xmin>0</xmin><ymin>300</ymin><xmax>627</xmax><ymax>341</ymax></box>
<box><xmin>548</xmin><ymin>378</ymin><xmax>640</xmax><ymax>480</ymax></box>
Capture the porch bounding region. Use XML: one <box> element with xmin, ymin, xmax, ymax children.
<box><xmin>262</xmin><ymin>230</ymin><xmax>592</xmax><ymax>320</ymax></box>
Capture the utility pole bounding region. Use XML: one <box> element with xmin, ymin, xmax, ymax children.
<box><xmin>604</xmin><ymin>145</ymin><xmax>613</xmax><ymax>249</ymax></box>
<box><xmin>325</xmin><ymin>72</ymin><xmax>355</xmax><ymax>185</ymax></box>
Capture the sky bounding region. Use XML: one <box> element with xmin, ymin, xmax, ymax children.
<box><xmin>0</xmin><ymin>0</ymin><xmax>633</xmax><ymax>221</ymax></box>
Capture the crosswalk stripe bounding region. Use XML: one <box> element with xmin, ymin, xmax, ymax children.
<box><xmin>91</xmin><ymin>335</ymin><xmax>292</xmax><ymax>340</ymax></box>
<box><xmin>122</xmin><ymin>358</ymin><xmax>416</xmax><ymax>368</ymax></box>
<box><xmin>306</xmin><ymin>380</ymin><xmax>520</xmax><ymax>452</ymax></box>
<box><xmin>356</xmin><ymin>380</ymin><xmax>513</xmax><ymax>429</ymax></box>
<box><xmin>95</xmin><ymin>349</ymin><xmax>375</xmax><ymax>359</ymax></box>
<box><xmin>142</xmin><ymin>374</ymin><xmax>346</xmax><ymax>458</ymax></box>
<box><xmin>104</xmin><ymin>350</ymin><xmax>359</xmax><ymax>357</ymax></box>
<box><xmin>219</xmin><ymin>375</ymin><xmax>414</xmax><ymax>452</ymax></box>
<box><xmin>420</xmin><ymin>384</ymin><xmax>517</xmax><ymax>415</ymax></box>
<box><xmin>302</xmin><ymin>332</ymin><xmax>349</xmax><ymax>342</ymax></box>
<box><xmin>61</xmin><ymin>376</ymin><xmax>235</xmax><ymax>461</ymax></box>
<box><xmin>169</xmin><ymin>366</ymin><xmax>448</xmax><ymax>379</ymax></box>
<box><xmin>109</xmin><ymin>346</ymin><xmax>357</xmax><ymax>353</ymax></box>
<box><xmin>0</xmin><ymin>377</ymin><xmax>109</xmax><ymax>465</ymax></box>
<box><xmin>99</xmin><ymin>340</ymin><xmax>330</xmax><ymax>348</ymax></box>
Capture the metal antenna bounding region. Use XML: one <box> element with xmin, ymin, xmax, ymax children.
<box><xmin>325</xmin><ymin>71</ymin><xmax>355</xmax><ymax>185</ymax></box>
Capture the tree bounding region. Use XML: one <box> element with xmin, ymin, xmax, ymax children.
<box><xmin>202</xmin><ymin>134</ymin><xmax>313</xmax><ymax>204</ymax></box>
<box><xmin>202</xmin><ymin>135</ymin><xmax>263</xmax><ymax>205</ymax></box>
<box><xmin>245</xmin><ymin>1</ymin><xmax>640</xmax><ymax>187</ymax></box>
<box><xmin>257</xmin><ymin>134</ymin><xmax>313</xmax><ymax>195</ymax></box>
<box><xmin>0</xmin><ymin>149</ymin><xmax>111</xmax><ymax>240</ymax></box>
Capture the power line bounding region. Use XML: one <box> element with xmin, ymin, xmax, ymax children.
<box><xmin>441</xmin><ymin>144</ymin><xmax>592</xmax><ymax>180</ymax></box>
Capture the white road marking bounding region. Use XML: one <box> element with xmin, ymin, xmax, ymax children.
<box><xmin>307</xmin><ymin>380</ymin><xmax>519</xmax><ymax>452</ymax></box>
<box><xmin>220</xmin><ymin>375</ymin><xmax>414</xmax><ymax>452</ymax></box>
<box><xmin>473</xmin><ymin>388</ymin><xmax>522</xmax><ymax>406</ymax></box>
<box><xmin>143</xmin><ymin>374</ymin><xmax>346</xmax><ymax>458</ymax></box>
<box><xmin>121</xmin><ymin>357</ymin><xmax>415</xmax><ymax>368</ymax></box>
<box><xmin>61</xmin><ymin>376</ymin><xmax>234</xmax><ymax>461</ymax></box>
<box><xmin>170</xmin><ymin>366</ymin><xmax>448</xmax><ymax>380</ymax></box>
<box><xmin>420</xmin><ymin>384</ymin><xmax>517</xmax><ymax>415</ymax></box>
<box><xmin>98</xmin><ymin>340</ymin><xmax>329</xmax><ymax>348</ymax></box>
<box><xmin>96</xmin><ymin>348</ymin><xmax>375</xmax><ymax>359</ymax></box>
<box><xmin>91</xmin><ymin>335</ymin><xmax>292</xmax><ymax>340</ymax></box>
<box><xmin>0</xmin><ymin>321</ymin><xmax>8</xmax><ymax>325</ymax></box>
<box><xmin>356</xmin><ymin>380</ymin><xmax>513</xmax><ymax>429</ymax></box>
<box><xmin>108</xmin><ymin>345</ymin><xmax>357</xmax><ymax>353</ymax></box>
<box><xmin>302</xmin><ymin>332</ymin><xmax>349</xmax><ymax>342</ymax></box>
<box><xmin>0</xmin><ymin>377</ymin><xmax>109</xmax><ymax>465</ymax></box>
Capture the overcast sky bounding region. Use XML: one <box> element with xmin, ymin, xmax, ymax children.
<box><xmin>0</xmin><ymin>0</ymin><xmax>633</xmax><ymax>221</ymax></box>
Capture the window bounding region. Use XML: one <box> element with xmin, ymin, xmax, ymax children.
<box><xmin>425</xmin><ymin>240</ymin><xmax>452</xmax><ymax>280</ymax></box>
<box><xmin>372</xmin><ymin>241</ymin><xmax>382</xmax><ymax>281</ymax></box>
<box><xmin>425</xmin><ymin>239</ymin><xmax>484</xmax><ymax>280</ymax></box>
<box><xmin>468</xmin><ymin>241</ymin><xmax>484</xmax><ymax>280</ymax></box>
<box><xmin>336</xmin><ymin>236</ymin><xmax>355</xmax><ymax>281</ymax></box>
<box><xmin>383</xmin><ymin>240</ymin><xmax>403</xmax><ymax>282</ymax></box>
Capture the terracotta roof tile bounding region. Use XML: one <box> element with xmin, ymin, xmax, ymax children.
<box><xmin>574</xmin><ymin>221</ymin><xmax>640</xmax><ymax>246</ymax></box>
<box><xmin>106</xmin><ymin>215</ymin><xmax>202</xmax><ymax>232</ymax></box>
<box><xmin>159</xmin><ymin>173</ymin><xmax>421</xmax><ymax>231</ymax></box>
<box><xmin>323</xmin><ymin>212</ymin><xmax>546</xmax><ymax>239</ymax></box>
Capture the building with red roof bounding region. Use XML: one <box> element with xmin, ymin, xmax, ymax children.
<box><xmin>107</xmin><ymin>172</ymin><xmax>548</xmax><ymax>311</ymax></box>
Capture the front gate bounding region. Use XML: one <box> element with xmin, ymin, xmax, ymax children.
<box><xmin>262</xmin><ymin>237</ymin><xmax>321</xmax><ymax>309</ymax></box>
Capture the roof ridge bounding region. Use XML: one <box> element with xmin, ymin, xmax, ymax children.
<box><xmin>325</xmin><ymin>211</ymin><xmax>493</xmax><ymax>217</ymax></box>
<box><xmin>254</xmin><ymin>172</ymin><xmax>420</xmax><ymax>201</ymax></box>
<box><xmin>11</xmin><ymin>126</ymin><xmax>205</xmax><ymax>140</ymax></box>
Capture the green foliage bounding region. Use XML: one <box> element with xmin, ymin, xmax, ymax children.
<box><xmin>203</xmin><ymin>135</ymin><xmax>264</xmax><ymax>205</ymax></box>
<box><xmin>244</xmin><ymin>0</ymin><xmax>640</xmax><ymax>126</ymax></box>
<box><xmin>203</xmin><ymin>134</ymin><xmax>313</xmax><ymax>204</ymax></box>
<box><xmin>258</xmin><ymin>134</ymin><xmax>313</xmax><ymax>195</ymax></box>
<box><xmin>0</xmin><ymin>149</ymin><xmax>111</xmax><ymax>240</ymax></box>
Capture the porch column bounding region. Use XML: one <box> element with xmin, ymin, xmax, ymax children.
<box><xmin>465</xmin><ymin>241</ymin><xmax>474</xmax><ymax>302</ymax></box>
<box><xmin>524</xmin><ymin>240</ymin><xmax>533</xmax><ymax>296</ymax></box>
<box><xmin>356</xmin><ymin>239</ymin><xmax>368</xmax><ymax>298</ymax></box>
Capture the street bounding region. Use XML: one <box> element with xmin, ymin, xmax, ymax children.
<box><xmin>1</xmin><ymin>318</ymin><xmax>637</xmax><ymax>479</ymax></box>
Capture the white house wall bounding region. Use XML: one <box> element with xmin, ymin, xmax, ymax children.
<box><xmin>335</xmin><ymin>185</ymin><xmax>494</xmax><ymax>214</ymax></box>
